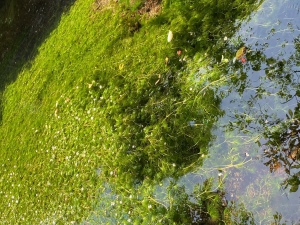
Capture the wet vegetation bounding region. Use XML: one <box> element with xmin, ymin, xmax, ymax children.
<box><xmin>0</xmin><ymin>0</ymin><xmax>299</xmax><ymax>224</ymax></box>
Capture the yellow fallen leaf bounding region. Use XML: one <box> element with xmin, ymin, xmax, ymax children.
<box><xmin>165</xmin><ymin>57</ymin><xmax>169</xmax><ymax>65</ymax></box>
<box><xmin>235</xmin><ymin>47</ymin><xmax>247</xmax><ymax>60</ymax></box>
<box><xmin>119</xmin><ymin>63</ymin><xmax>124</xmax><ymax>70</ymax></box>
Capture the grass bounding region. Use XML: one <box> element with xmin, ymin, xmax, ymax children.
<box><xmin>1</xmin><ymin>0</ymin><xmax>294</xmax><ymax>224</ymax></box>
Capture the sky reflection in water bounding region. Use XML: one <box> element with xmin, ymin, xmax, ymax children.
<box><xmin>182</xmin><ymin>0</ymin><xmax>300</xmax><ymax>223</ymax></box>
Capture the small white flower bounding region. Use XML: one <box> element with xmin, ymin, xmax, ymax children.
<box><xmin>218</xmin><ymin>172</ymin><xmax>223</xmax><ymax>177</ymax></box>
<box><xmin>172</xmin><ymin>163</ymin><xmax>176</xmax><ymax>167</ymax></box>
<box><xmin>111</xmin><ymin>202</ymin><xmax>115</xmax><ymax>206</ymax></box>
<box><xmin>148</xmin><ymin>204</ymin><xmax>152</xmax><ymax>209</ymax></box>
<box><xmin>224</xmin><ymin>36</ymin><xmax>228</xmax><ymax>41</ymax></box>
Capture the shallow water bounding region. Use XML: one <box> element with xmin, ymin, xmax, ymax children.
<box><xmin>178</xmin><ymin>0</ymin><xmax>300</xmax><ymax>223</ymax></box>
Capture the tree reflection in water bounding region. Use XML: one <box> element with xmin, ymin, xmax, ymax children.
<box><xmin>263</xmin><ymin>104</ymin><xmax>300</xmax><ymax>192</ymax></box>
<box><xmin>223</xmin><ymin>35</ymin><xmax>300</xmax><ymax>193</ymax></box>
<box><xmin>195</xmin><ymin>0</ymin><xmax>300</xmax><ymax>223</ymax></box>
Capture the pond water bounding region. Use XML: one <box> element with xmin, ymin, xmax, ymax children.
<box><xmin>87</xmin><ymin>0</ymin><xmax>300</xmax><ymax>224</ymax></box>
<box><xmin>175</xmin><ymin>0</ymin><xmax>300</xmax><ymax>223</ymax></box>
<box><xmin>177</xmin><ymin>0</ymin><xmax>300</xmax><ymax>223</ymax></box>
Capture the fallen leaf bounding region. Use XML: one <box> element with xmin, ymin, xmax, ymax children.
<box><xmin>167</xmin><ymin>30</ymin><xmax>173</xmax><ymax>42</ymax></box>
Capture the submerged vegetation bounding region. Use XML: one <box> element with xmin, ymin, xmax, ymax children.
<box><xmin>0</xmin><ymin>0</ymin><xmax>299</xmax><ymax>224</ymax></box>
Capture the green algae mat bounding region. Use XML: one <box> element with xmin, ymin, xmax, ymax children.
<box><xmin>0</xmin><ymin>0</ymin><xmax>299</xmax><ymax>224</ymax></box>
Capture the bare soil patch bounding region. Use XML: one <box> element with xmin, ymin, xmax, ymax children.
<box><xmin>138</xmin><ymin>0</ymin><xmax>161</xmax><ymax>17</ymax></box>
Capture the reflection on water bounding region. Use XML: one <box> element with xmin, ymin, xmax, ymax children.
<box><xmin>171</xmin><ymin>0</ymin><xmax>300</xmax><ymax>222</ymax></box>
<box><xmin>197</xmin><ymin>0</ymin><xmax>300</xmax><ymax>223</ymax></box>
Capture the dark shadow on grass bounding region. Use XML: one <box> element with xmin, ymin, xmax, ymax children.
<box><xmin>0</xmin><ymin>0</ymin><xmax>77</xmax><ymax>123</ymax></box>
